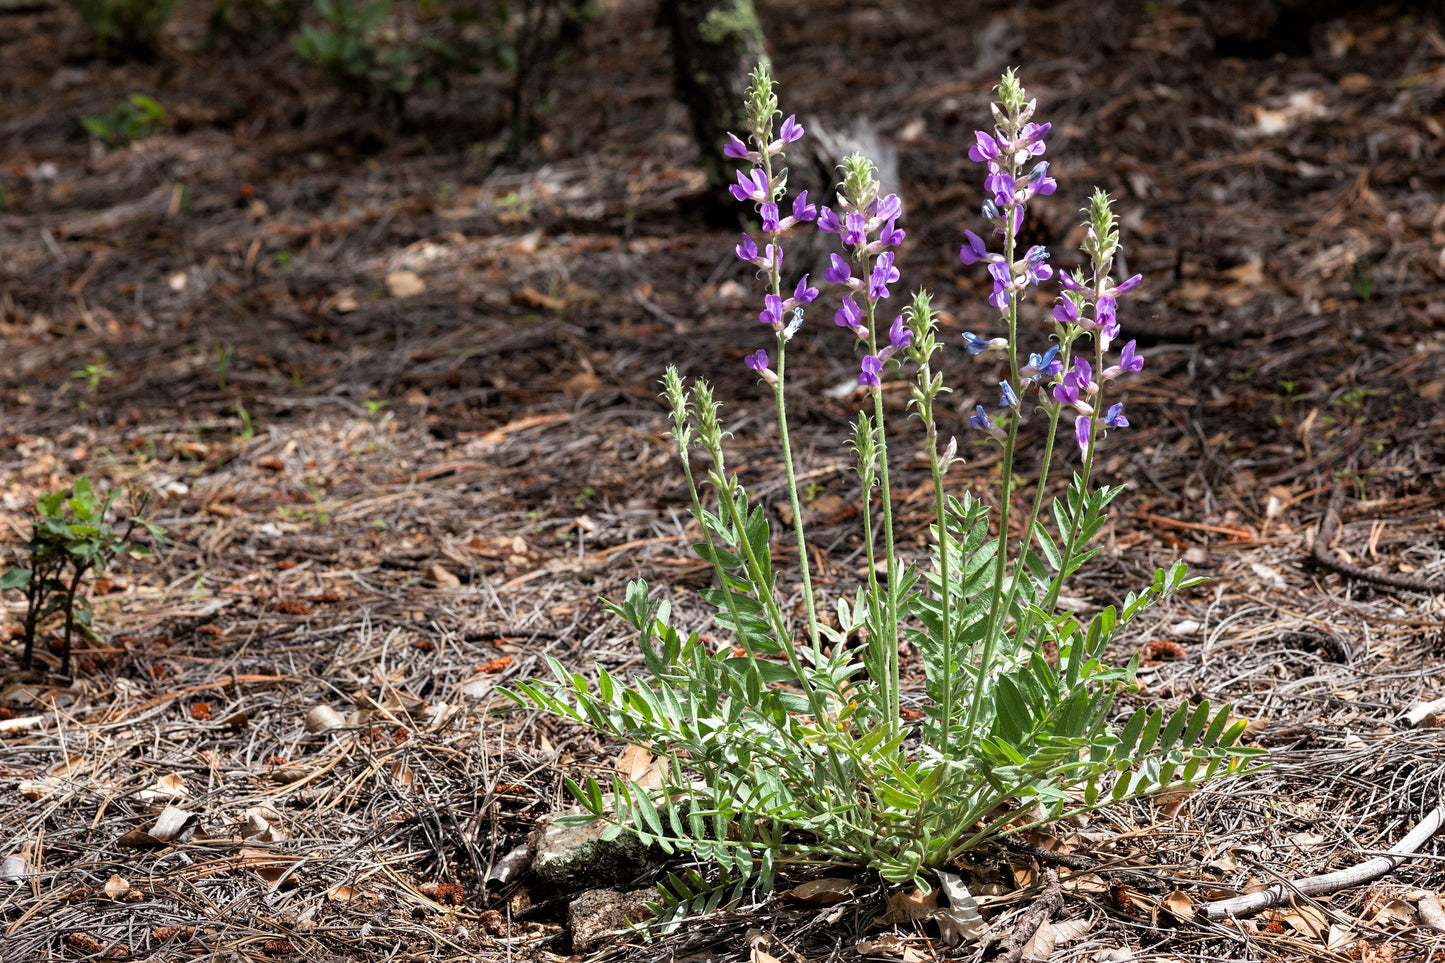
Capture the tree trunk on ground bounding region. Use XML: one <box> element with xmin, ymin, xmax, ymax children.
<box><xmin>659</xmin><ymin>0</ymin><xmax>768</xmax><ymax>225</ymax></box>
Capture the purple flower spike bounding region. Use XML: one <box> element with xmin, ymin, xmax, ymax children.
<box><xmin>968</xmin><ymin>130</ymin><xmax>1002</xmax><ymax>163</ymax></box>
<box><xmin>970</xmin><ymin>405</ymin><xmax>992</xmax><ymax>431</ymax></box>
<box><xmin>760</xmin><ymin>293</ymin><xmax>784</xmax><ymax>326</ymax></box>
<box><xmin>729</xmin><ymin>168</ymin><xmax>770</xmax><ymax>204</ymax></box>
<box><xmin>779</xmin><ymin>114</ymin><xmax>804</xmax><ymax>144</ymax></box>
<box><xmin>735</xmin><ymin>233</ymin><xmax>758</xmax><ymax>263</ymax></box>
<box><xmin>1000</xmin><ymin>380</ymin><xmax>1019</xmax><ymax>407</ymax></box>
<box><xmin>793</xmin><ymin>274</ymin><xmax>819</xmax><ymax>305</ymax></box>
<box><xmin>1115</xmin><ymin>273</ymin><xmax>1144</xmax><ymax>295</ymax></box>
<box><xmin>888</xmin><ymin>315</ymin><xmax>911</xmax><ymax>350</ymax></box>
<box><xmin>1104</xmin><ymin>402</ymin><xmax>1128</xmax><ymax>429</ymax></box>
<box><xmin>825</xmin><ymin>253</ymin><xmax>853</xmax><ymax>286</ymax></box>
<box><xmin>817</xmin><ymin>207</ymin><xmax>842</xmax><ymax>234</ymax></box>
<box><xmin>1053</xmin><ymin>298</ymin><xmax>1079</xmax><ymax>326</ymax></box>
<box><xmin>760</xmin><ymin>202</ymin><xmax>781</xmax><ymax>232</ymax></box>
<box><xmin>792</xmin><ymin>191</ymin><xmax>818</xmax><ymax>223</ymax></box>
<box><xmin>869</xmin><ymin>252</ymin><xmax>900</xmax><ymax>301</ymax></box>
<box><xmin>859</xmin><ymin>355</ymin><xmax>883</xmax><ymax>387</ymax></box>
<box><xmin>959</xmin><ymin>229</ymin><xmax>990</xmax><ymax>265</ymax></box>
<box><xmin>962</xmin><ymin>332</ymin><xmax>991</xmax><ymax>355</ymax></box>
<box><xmin>723</xmin><ymin>132</ymin><xmax>750</xmax><ymax>159</ymax></box>
<box><xmin>1075</xmin><ymin>415</ymin><xmax>1091</xmax><ymax>452</ymax></box>
<box><xmin>1119</xmin><ymin>339</ymin><xmax>1144</xmax><ymax>373</ymax></box>
<box><xmin>842</xmin><ymin>213</ymin><xmax>867</xmax><ymax>248</ymax></box>
<box><xmin>835</xmin><ymin>295</ymin><xmax>862</xmax><ymax>330</ymax></box>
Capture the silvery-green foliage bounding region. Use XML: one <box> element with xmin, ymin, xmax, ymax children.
<box><xmin>506</xmin><ymin>67</ymin><xmax>1265</xmax><ymax>896</ymax></box>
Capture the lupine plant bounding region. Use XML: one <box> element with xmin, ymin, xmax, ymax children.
<box><xmin>508</xmin><ymin>67</ymin><xmax>1263</xmax><ymax>898</ymax></box>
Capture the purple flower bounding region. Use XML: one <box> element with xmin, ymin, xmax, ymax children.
<box><xmin>817</xmin><ymin>207</ymin><xmax>842</xmax><ymax>234</ymax></box>
<box><xmin>835</xmin><ymin>295</ymin><xmax>864</xmax><ymax>334</ymax></box>
<box><xmin>723</xmin><ymin>132</ymin><xmax>751</xmax><ymax>159</ymax></box>
<box><xmin>792</xmin><ymin>191</ymin><xmax>818</xmax><ymax>223</ymax></box>
<box><xmin>735</xmin><ymin>233</ymin><xmax>758</xmax><ymax>263</ymax></box>
<box><xmin>1023</xmin><ymin>345</ymin><xmax>1061</xmax><ymax>380</ymax></box>
<box><xmin>1104</xmin><ymin>403</ymin><xmax>1128</xmax><ymax>429</ymax></box>
<box><xmin>1075</xmin><ymin>415</ymin><xmax>1091</xmax><ymax>452</ymax></box>
<box><xmin>969</xmin><ymin>405</ymin><xmax>993</xmax><ymax>431</ymax></box>
<box><xmin>985</xmin><ymin>169</ymin><xmax>1016</xmax><ymax>206</ymax></box>
<box><xmin>859</xmin><ymin>355</ymin><xmax>883</xmax><ymax>387</ymax></box>
<box><xmin>1052</xmin><ymin>298</ymin><xmax>1079</xmax><ymax>326</ymax></box>
<box><xmin>877</xmin><ymin>217</ymin><xmax>906</xmax><ymax>249</ymax></box>
<box><xmin>869</xmin><ymin>252</ymin><xmax>900</xmax><ymax>301</ymax></box>
<box><xmin>1026</xmin><ymin>161</ymin><xmax>1056</xmax><ymax>196</ymax></box>
<box><xmin>981</xmin><ymin>198</ymin><xmax>1000</xmax><ymax>222</ymax></box>
<box><xmin>783</xmin><ymin>307</ymin><xmax>804</xmax><ymax>340</ymax></box>
<box><xmin>760</xmin><ymin>203</ymin><xmax>780</xmax><ymax>232</ymax></box>
<box><xmin>1097</xmin><ymin>298</ymin><xmax>1119</xmax><ymax>339</ymax></box>
<box><xmin>1119</xmin><ymin>339</ymin><xmax>1143</xmax><ymax>373</ymax></box>
<box><xmin>1018</xmin><ymin>122</ymin><xmax>1051</xmax><ymax>153</ymax></box>
<box><xmin>874</xmin><ymin>194</ymin><xmax>903</xmax><ymax>222</ymax></box>
<box><xmin>959</xmin><ymin>229</ymin><xmax>990</xmax><ymax>266</ymax></box>
<box><xmin>1059</xmin><ymin>271</ymin><xmax>1087</xmax><ymax>292</ymax></box>
<box><xmin>793</xmin><ymin>274</ymin><xmax>819</xmax><ymax>305</ymax></box>
<box><xmin>759</xmin><ymin>294</ymin><xmax>784</xmax><ymax>326</ymax></box>
<box><xmin>825</xmin><ymin>253</ymin><xmax>853</xmax><ymax>286</ymax></box>
<box><xmin>778</xmin><ymin>114</ymin><xmax>804</xmax><ymax>144</ymax></box>
<box><xmin>888</xmin><ymin>315</ymin><xmax>911</xmax><ymax>350</ymax></box>
<box><xmin>1000</xmin><ymin>380</ymin><xmax>1018</xmax><ymax>407</ymax></box>
<box><xmin>1023</xmin><ymin>245</ymin><xmax>1053</xmax><ymax>284</ymax></box>
<box><xmin>763</xmin><ymin>243</ymin><xmax>783</xmax><ymax>273</ymax></box>
<box><xmin>745</xmin><ymin>348</ymin><xmax>777</xmax><ymax>384</ymax></box>
<box><xmin>1072</xmin><ymin>356</ymin><xmax>1093</xmax><ymax>387</ymax></box>
<box><xmin>962</xmin><ymin>332</ymin><xmax>991</xmax><ymax>355</ymax></box>
<box><xmin>729</xmin><ymin>168</ymin><xmax>770</xmax><ymax>204</ymax></box>
<box><xmin>1115</xmin><ymin>273</ymin><xmax>1143</xmax><ymax>295</ymax></box>
<box><xmin>1052</xmin><ymin>381</ymin><xmax>1078</xmax><ymax>406</ymax></box>
<box><xmin>842</xmin><ymin>213</ymin><xmax>867</xmax><ymax>248</ymax></box>
<box><xmin>967</xmin><ymin>130</ymin><xmax>1003</xmax><ymax>164</ymax></box>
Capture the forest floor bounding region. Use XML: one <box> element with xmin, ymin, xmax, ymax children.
<box><xmin>3</xmin><ymin>0</ymin><xmax>1445</xmax><ymax>960</ymax></box>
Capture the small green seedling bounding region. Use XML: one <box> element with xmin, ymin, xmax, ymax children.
<box><xmin>81</xmin><ymin>94</ymin><xmax>167</xmax><ymax>148</ymax></box>
<box><xmin>2</xmin><ymin>478</ymin><xmax>165</xmax><ymax>673</ymax></box>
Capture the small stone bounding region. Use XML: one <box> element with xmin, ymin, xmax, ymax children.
<box><xmin>530</xmin><ymin>798</ymin><xmax>663</xmax><ymax>888</ymax></box>
<box><xmin>567</xmin><ymin>888</ymin><xmax>654</xmax><ymax>953</ymax></box>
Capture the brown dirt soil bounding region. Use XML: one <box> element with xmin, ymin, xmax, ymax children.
<box><xmin>3</xmin><ymin>0</ymin><xmax>1445</xmax><ymax>960</ymax></box>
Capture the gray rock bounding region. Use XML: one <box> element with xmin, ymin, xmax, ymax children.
<box><xmin>529</xmin><ymin>800</ymin><xmax>663</xmax><ymax>888</ymax></box>
<box><xmin>567</xmin><ymin>887</ymin><xmax>655</xmax><ymax>953</ymax></box>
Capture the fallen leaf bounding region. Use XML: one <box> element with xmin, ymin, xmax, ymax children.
<box><xmin>304</xmin><ymin>705</ymin><xmax>347</xmax><ymax>733</ymax></box>
<box><xmin>749</xmin><ymin>949</ymin><xmax>782</xmax><ymax>963</ymax></box>
<box><xmin>138</xmin><ymin>772</ymin><xmax>187</xmax><ymax>802</ymax></box>
<box><xmin>1162</xmin><ymin>889</ymin><xmax>1195</xmax><ymax>920</ymax></box>
<box><xmin>935</xmin><ymin>870</ymin><xmax>988</xmax><ymax>945</ymax></box>
<box><xmin>1023</xmin><ymin>917</ymin><xmax>1091</xmax><ymax>960</ymax></box>
<box><xmin>882</xmin><ymin>885</ymin><xmax>937</xmax><ymax>924</ymax></box>
<box><xmin>789</xmin><ymin>877</ymin><xmax>856</xmax><ymax>906</ymax></box>
<box><xmin>856</xmin><ymin>935</ymin><xmax>928</xmax><ymax>961</ymax></box>
<box><xmin>428</xmin><ymin>564</ymin><xmax>461</xmax><ymax>587</ymax></box>
<box><xmin>104</xmin><ymin>874</ymin><xmax>131</xmax><ymax>899</ymax></box>
<box><xmin>385</xmin><ymin>270</ymin><xmax>426</xmax><ymax>298</ymax></box>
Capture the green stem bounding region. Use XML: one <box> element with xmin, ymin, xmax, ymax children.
<box><xmin>774</xmin><ymin>339</ymin><xmax>821</xmax><ymax>662</ymax></box>
<box><xmin>964</xmin><ymin>208</ymin><xmax>1022</xmax><ymax>738</ymax></box>
<box><xmin>863</xmin><ymin>308</ymin><xmax>901</xmax><ymax>740</ymax></box>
